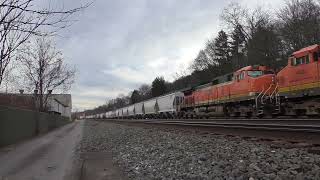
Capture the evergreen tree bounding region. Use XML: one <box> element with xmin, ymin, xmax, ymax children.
<box><xmin>230</xmin><ymin>25</ymin><xmax>247</xmax><ymax>70</ymax></box>
<box><xmin>247</xmin><ymin>25</ymin><xmax>282</xmax><ymax>68</ymax></box>
<box><xmin>214</xmin><ymin>30</ymin><xmax>232</xmax><ymax>75</ymax></box>
<box><xmin>151</xmin><ymin>76</ymin><xmax>167</xmax><ymax>97</ymax></box>
<box><xmin>130</xmin><ymin>90</ymin><xmax>140</xmax><ymax>104</ymax></box>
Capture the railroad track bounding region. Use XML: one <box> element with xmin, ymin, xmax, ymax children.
<box><xmin>103</xmin><ymin>119</ymin><xmax>320</xmax><ymax>133</ymax></box>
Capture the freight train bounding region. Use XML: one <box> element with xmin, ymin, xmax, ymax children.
<box><xmin>87</xmin><ymin>44</ymin><xmax>320</xmax><ymax>119</ymax></box>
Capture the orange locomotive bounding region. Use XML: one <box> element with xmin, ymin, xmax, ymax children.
<box><xmin>181</xmin><ymin>65</ymin><xmax>277</xmax><ymax>118</ymax></box>
<box><xmin>181</xmin><ymin>44</ymin><xmax>320</xmax><ymax>118</ymax></box>
<box><xmin>277</xmin><ymin>44</ymin><xmax>320</xmax><ymax>116</ymax></box>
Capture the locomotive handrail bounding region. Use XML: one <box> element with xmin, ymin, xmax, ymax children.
<box><xmin>261</xmin><ymin>84</ymin><xmax>273</xmax><ymax>104</ymax></box>
<box><xmin>255</xmin><ymin>87</ymin><xmax>265</xmax><ymax>108</ymax></box>
<box><xmin>269</xmin><ymin>83</ymin><xmax>279</xmax><ymax>102</ymax></box>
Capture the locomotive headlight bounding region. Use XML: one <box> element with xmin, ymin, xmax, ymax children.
<box><xmin>272</xmin><ymin>76</ymin><xmax>275</xmax><ymax>83</ymax></box>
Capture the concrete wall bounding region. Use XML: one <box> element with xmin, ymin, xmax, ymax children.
<box><xmin>0</xmin><ymin>106</ymin><xmax>70</xmax><ymax>147</ymax></box>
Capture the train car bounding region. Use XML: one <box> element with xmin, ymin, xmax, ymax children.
<box><xmin>118</xmin><ymin>108</ymin><xmax>124</xmax><ymax>119</ymax></box>
<box><xmin>122</xmin><ymin>107</ymin><xmax>129</xmax><ymax>118</ymax></box>
<box><xmin>277</xmin><ymin>44</ymin><xmax>320</xmax><ymax>116</ymax></box>
<box><xmin>111</xmin><ymin>110</ymin><xmax>117</xmax><ymax>118</ymax></box>
<box><xmin>182</xmin><ymin>65</ymin><xmax>276</xmax><ymax>118</ymax></box>
<box><xmin>144</xmin><ymin>98</ymin><xmax>158</xmax><ymax>118</ymax></box>
<box><xmin>127</xmin><ymin>105</ymin><xmax>135</xmax><ymax>118</ymax></box>
<box><xmin>134</xmin><ymin>102</ymin><xmax>144</xmax><ymax>118</ymax></box>
<box><xmin>157</xmin><ymin>91</ymin><xmax>184</xmax><ymax>118</ymax></box>
<box><xmin>105</xmin><ymin>111</ymin><xmax>111</xmax><ymax>119</ymax></box>
<box><xmin>115</xmin><ymin>109</ymin><xmax>120</xmax><ymax>119</ymax></box>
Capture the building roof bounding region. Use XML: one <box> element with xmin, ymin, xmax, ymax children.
<box><xmin>53</xmin><ymin>98</ymin><xmax>69</xmax><ymax>107</ymax></box>
<box><xmin>51</xmin><ymin>94</ymin><xmax>72</xmax><ymax>108</ymax></box>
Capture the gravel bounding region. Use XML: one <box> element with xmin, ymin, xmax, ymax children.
<box><xmin>77</xmin><ymin>120</ymin><xmax>320</xmax><ymax>180</ymax></box>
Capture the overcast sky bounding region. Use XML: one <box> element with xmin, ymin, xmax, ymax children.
<box><xmin>55</xmin><ymin>0</ymin><xmax>284</xmax><ymax>111</ymax></box>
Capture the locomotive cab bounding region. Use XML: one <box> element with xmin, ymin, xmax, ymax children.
<box><xmin>231</xmin><ymin>65</ymin><xmax>276</xmax><ymax>99</ymax></box>
<box><xmin>277</xmin><ymin>44</ymin><xmax>320</xmax><ymax>98</ymax></box>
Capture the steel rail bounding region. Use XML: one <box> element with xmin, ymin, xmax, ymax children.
<box><xmin>104</xmin><ymin>119</ymin><xmax>320</xmax><ymax>133</ymax></box>
<box><xmin>112</xmin><ymin>118</ymin><xmax>320</xmax><ymax>125</ymax></box>
<box><xmin>145</xmin><ymin>122</ymin><xmax>320</xmax><ymax>133</ymax></box>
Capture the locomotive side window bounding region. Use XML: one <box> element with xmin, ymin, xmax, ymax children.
<box><xmin>296</xmin><ymin>57</ymin><xmax>304</xmax><ymax>65</ymax></box>
<box><xmin>234</xmin><ymin>72</ymin><xmax>245</xmax><ymax>81</ymax></box>
<box><xmin>242</xmin><ymin>72</ymin><xmax>246</xmax><ymax>79</ymax></box>
<box><xmin>238</xmin><ymin>72</ymin><xmax>245</xmax><ymax>80</ymax></box>
<box><xmin>305</xmin><ymin>55</ymin><xmax>310</xmax><ymax>64</ymax></box>
<box><xmin>233</xmin><ymin>74</ymin><xmax>239</xmax><ymax>81</ymax></box>
<box><xmin>291</xmin><ymin>55</ymin><xmax>309</xmax><ymax>66</ymax></box>
<box><xmin>248</xmin><ymin>70</ymin><xmax>263</xmax><ymax>77</ymax></box>
<box><xmin>291</xmin><ymin>58</ymin><xmax>297</xmax><ymax>66</ymax></box>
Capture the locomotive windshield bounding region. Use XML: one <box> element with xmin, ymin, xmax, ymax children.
<box><xmin>247</xmin><ymin>70</ymin><xmax>263</xmax><ymax>77</ymax></box>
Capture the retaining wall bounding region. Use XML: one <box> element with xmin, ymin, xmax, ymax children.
<box><xmin>0</xmin><ymin>106</ymin><xmax>70</xmax><ymax>147</ymax></box>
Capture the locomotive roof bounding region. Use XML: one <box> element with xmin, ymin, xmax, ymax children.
<box><xmin>195</xmin><ymin>82</ymin><xmax>213</xmax><ymax>89</ymax></box>
<box><xmin>292</xmin><ymin>44</ymin><xmax>319</xmax><ymax>57</ymax></box>
<box><xmin>235</xmin><ymin>65</ymin><xmax>269</xmax><ymax>73</ymax></box>
<box><xmin>193</xmin><ymin>73</ymin><xmax>233</xmax><ymax>90</ymax></box>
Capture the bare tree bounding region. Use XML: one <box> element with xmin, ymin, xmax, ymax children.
<box><xmin>220</xmin><ymin>2</ymin><xmax>249</xmax><ymax>40</ymax></box>
<box><xmin>221</xmin><ymin>3</ymin><xmax>273</xmax><ymax>43</ymax></box>
<box><xmin>0</xmin><ymin>62</ymin><xmax>18</xmax><ymax>93</ymax></box>
<box><xmin>17</xmin><ymin>37</ymin><xmax>76</xmax><ymax>111</ymax></box>
<box><xmin>277</xmin><ymin>0</ymin><xmax>320</xmax><ymax>50</ymax></box>
<box><xmin>0</xmin><ymin>0</ymin><xmax>89</xmax><ymax>87</ymax></box>
<box><xmin>138</xmin><ymin>84</ymin><xmax>152</xmax><ymax>100</ymax></box>
<box><xmin>190</xmin><ymin>49</ymin><xmax>213</xmax><ymax>71</ymax></box>
<box><xmin>172</xmin><ymin>66</ymin><xmax>189</xmax><ymax>80</ymax></box>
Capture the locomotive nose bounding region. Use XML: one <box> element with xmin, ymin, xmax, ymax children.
<box><xmin>251</xmin><ymin>74</ymin><xmax>276</xmax><ymax>93</ymax></box>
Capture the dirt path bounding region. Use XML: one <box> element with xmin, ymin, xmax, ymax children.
<box><xmin>0</xmin><ymin>120</ymin><xmax>83</xmax><ymax>180</ymax></box>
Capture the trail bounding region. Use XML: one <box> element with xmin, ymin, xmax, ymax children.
<box><xmin>0</xmin><ymin>121</ymin><xmax>83</xmax><ymax>180</ymax></box>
